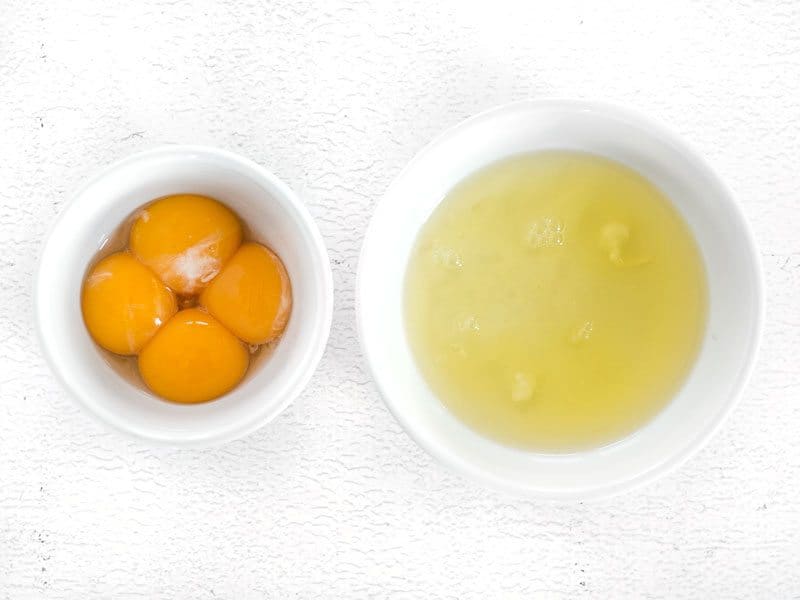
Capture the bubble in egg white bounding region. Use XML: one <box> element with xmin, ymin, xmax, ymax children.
<box><xmin>570</xmin><ymin>320</ymin><xmax>594</xmax><ymax>343</ymax></box>
<box><xmin>456</xmin><ymin>314</ymin><xmax>481</xmax><ymax>333</ymax></box>
<box><xmin>527</xmin><ymin>216</ymin><xmax>565</xmax><ymax>248</ymax></box>
<box><xmin>432</xmin><ymin>245</ymin><xmax>464</xmax><ymax>270</ymax></box>
<box><xmin>510</xmin><ymin>372</ymin><xmax>536</xmax><ymax>403</ymax></box>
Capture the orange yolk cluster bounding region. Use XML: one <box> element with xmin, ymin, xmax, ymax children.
<box><xmin>81</xmin><ymin>194</ymin><xmax>292</xmax><ymax>404</ymax></box>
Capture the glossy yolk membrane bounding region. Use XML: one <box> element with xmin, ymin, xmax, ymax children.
<box><xmin>201</xmin><ymin>242</ymin><xmax>292</xmax><ymax>345</ymax></box>
<box><xmin>138</xmin><ymin>308</ymin><xmax>249</xmax><ymax>404</ymax></box>
<box><xmin>129</xmin><ymin>194</ymin><xmax>242</xmax><ymax>296</ymax></box>
<box><xmin>81</xmin><ymin>252</ymin><xmax>177</xmax><ymax>355</ymax></box>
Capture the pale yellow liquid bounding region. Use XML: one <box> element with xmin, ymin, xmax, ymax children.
<box><xmin>405</xmin><ymin>151</ymin><xmax>708</xmax><ymax>451</ymax></box>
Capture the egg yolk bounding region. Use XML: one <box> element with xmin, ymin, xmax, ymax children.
<box><xmin>81</xmin><ymin>252</ymin><xmax>177</xmax><ymax>355</ymax></box>
<box><xmin>82</xmin><ymin>194</ymin><xmax>294</xmax><ymax>405</ymax></box>
<box><xmin>138</xmin><ymin>308</ymin><xmax>248</xmax><ymax>403</ymax></box>
<box><xmin>130</xmin><ymin>194</ymin><xmax>242</xmax><ymax>295</ymax></box>
<box><xmin>200</xmin><ymin>242</ymin><xmax>292</xmax><ymax>345</ymax></box>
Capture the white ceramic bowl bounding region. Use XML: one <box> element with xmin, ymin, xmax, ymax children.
<box><xmin>357</xmin><ymin>99</ymin><xmax>763</xmax><ymax>500</ymax></box>
<box><xmin>37</xmin><ymin>145</ymin><xmax>333</xmax><ymax>446</ymax></box>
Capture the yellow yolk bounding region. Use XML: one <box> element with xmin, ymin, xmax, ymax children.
<box><xmin>82</xmin><ymin>195</ymin><xmax>294</xmax><ymax>405</ymax></box>
<box><xmin>200</xmin><ymin>242</ymin><xmax>292</xmax><ymax>345</ymax></box>
<box><xmin>130</xmin><ymin>194</ymin><xmax>242</xmax><ymax>296</ymax></box>
<box><xmin>138</xmin><ymin>308</ymin><xmax>248</xmax><ymax>403</ymax></box>
<box><xmin>81</xmin><ymin>252</ymin><xmax>177</xmax><ymax>355</ymax></box>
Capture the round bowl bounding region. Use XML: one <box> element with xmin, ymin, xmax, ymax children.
<box><xmin>357</xmin><ymin>99</ymin><xmax>763</xmax><ymax>500</ymax></box>
<box><xmin>36</xmin><ymin>145</ymin><xmax>333</xmax><ymax>446</ymax></box>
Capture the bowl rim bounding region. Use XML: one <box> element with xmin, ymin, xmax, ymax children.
<box><xmin>35</xmin><ymin>144</ymin><xmax>334</xmax><ymax>447</ymax></box>
<box><xmin>356</xmin><ymin>98</ymin><xmax>765</xmax><ymax>500</ymax></box>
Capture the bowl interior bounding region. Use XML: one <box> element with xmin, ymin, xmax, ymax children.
<box><xmin>358</xmin><ymin>100</ymin><xmax>762</xmax><ymax>499</ymax></box>
<box><xmin>37</xmin><ymin>146</ymin><xmax>332</xmax><ymax>445</ymax></box>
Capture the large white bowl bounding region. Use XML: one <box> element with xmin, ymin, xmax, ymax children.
<box><xmin>357</xmin><ymin>100</ymin><xmax>763</xmax><ymax>500</ymax></box>
<box><xmin>37</xmin><ymin>145</ymin><xmax>333</xmax><ymax>446</ymax></box>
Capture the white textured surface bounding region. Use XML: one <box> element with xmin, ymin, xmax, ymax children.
<box><xmin>1</xmin><ymin>0</ymin><xmax>798</xmax><ymax>597</ymax></box>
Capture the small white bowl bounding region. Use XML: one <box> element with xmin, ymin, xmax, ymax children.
<box><xmin>36</xmin><ymin>145</ymin><xmax>333</xmax><ymax>446</ymax></box>
<box><xmin>357</xmin><ymin>99</ymin><xmax>763</xmax><ymax>500</ymax></box>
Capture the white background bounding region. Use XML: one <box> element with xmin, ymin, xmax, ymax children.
<box><xmin>1</xmin><ymin>1</ymin><xmax>799</xmax><ymax>598</ymax></box>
